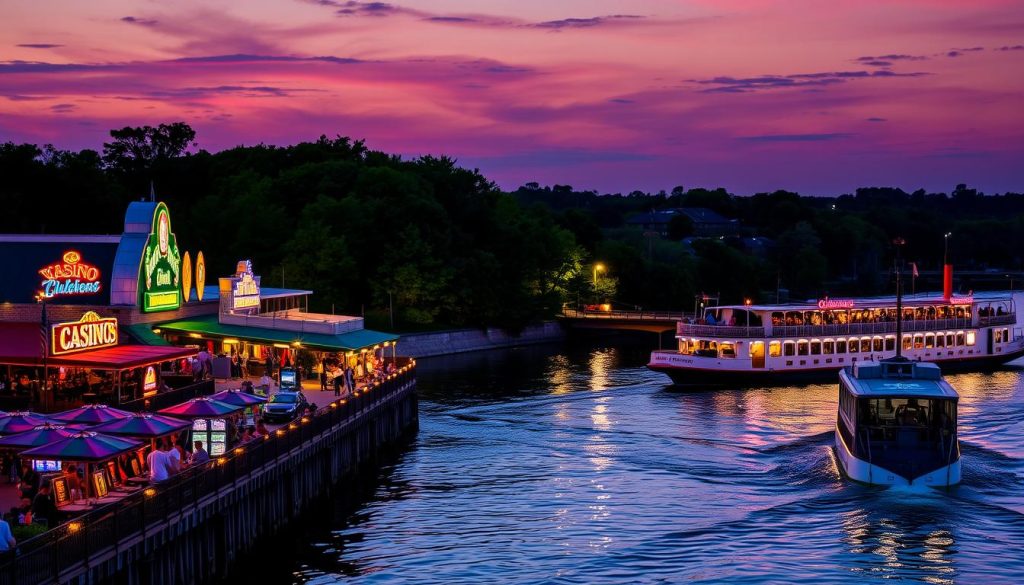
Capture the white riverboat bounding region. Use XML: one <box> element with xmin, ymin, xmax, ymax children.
<box><xmin>648</xmin><ymin>291</ymin><xmax>1024</xmax><ymax>385</ymax></box>
<box><xmin>834</xmin><ymin>358</ymin><xmax>960</xmax><ymax>487</ymax></box>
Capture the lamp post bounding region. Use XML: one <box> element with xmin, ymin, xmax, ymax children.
<box><xmin>744</xmin><ymin>298</ymin><xmax>752</xmax><ymax>327</ymax></box>
<box><xmin>894</xmin><ymin>237</ymin><xmax>906</xmax><ymax>358</ymax></box>
<box><xmin>593</xmin><ymin>263</ymin><xmax>605</xmax><ymax>287</ymax></box>
<box><xmin>35</xmin><ymin>293</ymin><xmax>48</xmax><ymax>408</ymax></box>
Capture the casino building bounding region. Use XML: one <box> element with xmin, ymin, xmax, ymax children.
<box><xmin>0</xmin><ymin>200</ymin><xmax>397</xmax><ymax>412</ymax></box>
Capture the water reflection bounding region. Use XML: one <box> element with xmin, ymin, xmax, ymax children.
<box><xmin>286</xmin><ymin>345</ymin><xmax>1024</xmax><ymax>585</ymax></box>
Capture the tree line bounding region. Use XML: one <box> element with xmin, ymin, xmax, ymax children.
<box><xmin>1</xmin><ymin>123</ymin><xmax>1021</xmax><ymax>330</ymax></box>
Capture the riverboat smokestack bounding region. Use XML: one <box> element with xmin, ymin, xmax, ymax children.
<box><xmin>943</xmin><ymin>264</ymin><xmax>953</xmax><ymax>301</ymax></box>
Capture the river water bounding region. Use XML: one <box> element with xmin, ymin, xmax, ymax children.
<box><xmin>287</xmin><ymin>341</ymin><xmax>1024</xmax><ymax>584</ymax></box>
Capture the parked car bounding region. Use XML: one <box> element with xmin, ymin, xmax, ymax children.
<box><xmin>262</xmin><ymin>391</ymin><xmax>308</xmax><ymax>423</ymax></box>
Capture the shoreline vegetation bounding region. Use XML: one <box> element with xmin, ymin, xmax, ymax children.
<box><xmin>3</xmin><ymin>122</ymin><xmax>1023</xmax><ymax>334</ymax></box>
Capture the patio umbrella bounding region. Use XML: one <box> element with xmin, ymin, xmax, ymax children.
<box><xmin>49</xmin><ymin>404</ymin><xmax>135</xmax><ymax>425</ymax></box>
<box><xmin>0</xmin><ymin>412</ymin><xmax>52</xmax><ymax>434</ymax></box>
<box><xmin>157</xmin><ymin>396</ymin><xmax>243</xmax><ymax>419</ymax></box>
<box><xmin>90</xmin><ymin>412</ymin><xmax>191</xmax><ymax>438</ymax></box>
<box><xmin>22</xmin><ymin>431</ymin><xmax>144</xmax><ymax>500</ymax></box>
<box><xmin>209</xmin><ymin>389</ymin><xmax>268</xmax><ymax>407</ymax></box>
<box><xmin>0</xmin><ymin>423</ymin><xmax>77</xmax><ymax>449</ymax></box>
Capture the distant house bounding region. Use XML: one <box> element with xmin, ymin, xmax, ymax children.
<box><xmin>624</xmin><ymin>207</ymin><xmax>739</xmax><ymax>238</ymax></box>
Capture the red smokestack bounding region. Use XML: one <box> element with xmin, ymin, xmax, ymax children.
<box><xmin>943</xmin><ymin>264</ymin><xmax>953</xmax><ymax>300</ymax></box>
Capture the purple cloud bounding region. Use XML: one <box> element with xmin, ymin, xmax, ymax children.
<box><xmin>531</xmin><ymin>15</ymin><xmax>644</xmax><ymax>30</ymax></box>
<box><xmin>50</xmin><ymin>103</ymin><xmax>76</xmax><ymax>113</ymax></box>
<box><xmin>739</xmin><ymin>133</ymin><xmax>854</xmax><ymax>142</ymax></box>
<box><xmin>866</xmin><ymin>117</ymin><xmax>887</xmax><ymax>122</ymax></box>
<box><xmin>121</xmin><ymin>16</ymin><xmax>159</xmax><ymax>27</ymax></box>
<box><xmin>998</xmin><ymin>45</ymin><xmax>1024</xmax><ymax>51</ymax></box>
<box><xmin>694</xmin><ymin>70</ymin><xmax>926</xmax><ymax>93</ymax></box>
<box><xmin>16</xmin><ymin>43</ymin><xmax>63</xmax><ymax>49</ymax></box>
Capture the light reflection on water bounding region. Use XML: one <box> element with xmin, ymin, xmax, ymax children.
<box><xmin>290</xmin><ymin>344</ymin><xmax>1024</xmax><ymax>584</ymax></box>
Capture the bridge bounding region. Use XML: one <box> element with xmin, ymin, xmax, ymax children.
<box><xmin>559</xmin><ymin>307</ymin><xmax>687</xmax><ymax>334</ymax></box>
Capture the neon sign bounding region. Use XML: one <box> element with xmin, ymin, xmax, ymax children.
<box><xmin>950</xmin><ymin>295</ymin><xmax>973</xmax><ymax>306</ymax></box>
<box><xmin>231</xmin><ymin>260</ymin><xmax>261</xmax><ymax>310</ymax></box>
<box><xmin>143</xmin><ymin>366</ymin><xmax>157</xmax><ymax>396</ymax></box>
<box><xmin>818</xmin><ymin>297</ymin><xmax>855</xmax><ymax>310</ymax></box>
<box><xmin>139</xmin><ymin>202</ymin><xmax>182</xmax><ymax>313</ymax></box>
<box><xmin>38</xmin><ymin>250</ymin><xmax>102</xmax><ymax>299</ymax></box>
<box><xmin>51</xmin><ymin>311</ymin><xmax>118</xmax><ymax>356</ymax></box>
<box><xmin>182</xmin><ymin>251</ymin><xmax>193</xmax><ymax>303</ymax></box>
<box><xmin>195</xmin><ymin>251</ymin><xmax>206</xmax><ymax>302</ymax></box>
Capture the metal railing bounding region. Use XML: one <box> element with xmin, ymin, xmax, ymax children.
<box><xmin>676</xmin><ymin>316</ymin><xmax>1009</xmax><ymax>339</ymax></box>
<box><xmin>561</xmin><ymin>308</ymin><xmax>686</xmax><ymax>321</ymax></box>
<box><xmin>0</xmin><ymin>360</ymin><xmax>417</xmax><ymax>585</ymax></box>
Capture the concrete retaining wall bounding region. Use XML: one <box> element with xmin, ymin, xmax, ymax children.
<box><xmin>396</xmin><ymin>321</ymin><xmax>565</xmax><ymax>358</ymax></box>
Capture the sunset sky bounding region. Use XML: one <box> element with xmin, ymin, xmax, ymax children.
<box><xmin>2</xmin><ymin>0</ymin><xmax>1023</xmax><ymax>194</ymax></box>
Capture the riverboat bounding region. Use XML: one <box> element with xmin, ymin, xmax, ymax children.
<box><xmin>834</xmin><ymin>358</ymin><xmax>960</xmax><ymax>487</ymax></box>
<box><xmin>648</xmin><ymin>291</ymin><xmax>1024</xmax><ymax>385</ymax></box>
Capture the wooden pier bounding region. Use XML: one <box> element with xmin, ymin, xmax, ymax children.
<box><xmin>0</xmin><ymin>360</ymin><xmax>418</xmax><ymax>585</ymax></box>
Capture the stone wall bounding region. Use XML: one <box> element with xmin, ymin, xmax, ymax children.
<box><xmin>395</xmin><ymin>321</ymin><xmax>565</xmax><ymax>358</ymax></box>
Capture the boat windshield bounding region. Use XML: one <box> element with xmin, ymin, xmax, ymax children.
<box><xmin>855</xmin><ymin>396</ymin><xmax>958</xmax><ymax>477</ymax></box>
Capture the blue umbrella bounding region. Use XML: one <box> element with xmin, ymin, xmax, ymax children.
<box><xmin>0</xmin><ymin>423</ymin><xmax>77</xmax><ymax>449</ymax></box>
<box><xmin>0</xmin><ymin>412</ymin><xmax>51</xmax><ymax>434</ymax></box>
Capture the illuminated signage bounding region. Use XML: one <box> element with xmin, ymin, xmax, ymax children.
<box><xmin>195</xmin><ymin>251</ymin><xmax>206</xmax><ymax>301</ymax></box>
<box><xmin>817</xmin><ymin>297</ymin><xmax>855</xmax><ymax>310</ymax></box>
<box><xmin>51</xmin><ymin>311</ymin><xmax>118</xmax><ymax>356</ymax></box>
<box><xmin>182</xmin><ymin>251</ymin><xmax>193</xmax><ymax>303</ymax></box>
<box><xmin>950</xmin><ymin>295</ymin><xmax>973</xmax><ymax>306</ymax></box>
<box><xmin>38</xmin><ymin>250</ymin><xmax>102</xmax><ymax>299</ymax></box>
<box><xmin>232</xmin><ymin>260</ymin><xmax>261</xmax><ymax>310</ymax></box>
<box><xmin>143</xmin><ymin>366</ymin><xmax>157</xmax><ymax>396</ymax></box>
<box><xmin>139</xmin><ymin>202</ymin><xmax>182</xmax><ymax>313</ymax></box>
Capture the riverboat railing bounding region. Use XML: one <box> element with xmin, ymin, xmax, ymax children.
<box><xmin>677</xmin><ymin>315</ymin><xmax>1013</xmax><ymax>339</ymax></box>
<box><xmin>0</xmin><ymin>360</ymin><xmax>416</xmax><ymax>585</ymax></box>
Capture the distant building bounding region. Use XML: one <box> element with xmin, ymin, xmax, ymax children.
<box><xmin>625</xmin><ymin>207</ymin><xmax>739</xmax><ymax>238</ymax></box>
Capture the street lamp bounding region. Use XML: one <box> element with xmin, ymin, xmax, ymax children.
<box><xmin>593</xmin><ymin>263</ymin><xmax>606</xmax><ymax>287</ymax></box>
<box><xmin>744</xmin><ymin>298</ymin><xmax>752</xmax><ymax>327</ymax></box>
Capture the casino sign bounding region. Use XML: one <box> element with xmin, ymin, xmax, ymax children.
<box><xmin>51</xmin><ymin>311</ymin><xmax>119</xmax><ymax>356</ymax></box>
<box><xmin>38</xmin><ymin>250</ymin><xmax>102</xmax><ymax>300</ymax></box>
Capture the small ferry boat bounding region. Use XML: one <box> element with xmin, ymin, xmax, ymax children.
<box><xmin>648</xmin><ymin>290</ymin><xmax>1024</xmax><ymax>385</ymax></box>
<box><xmin>834</xmin><ymin>358</ymin><xmax>960</xmax><ymax>487</ymax></box>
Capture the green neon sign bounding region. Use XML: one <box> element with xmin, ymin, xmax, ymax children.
<box><xmin>139</xmin><ymin>202</ymin><xmax>182</xmax><ymax>312</ymax></box>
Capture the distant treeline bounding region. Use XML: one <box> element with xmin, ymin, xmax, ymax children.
<box><xmin>1</xmin><ymin>123</ymin><xmax>1021</xmax><ymax>329</ymax></box>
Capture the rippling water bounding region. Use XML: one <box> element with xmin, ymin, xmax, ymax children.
<box><xmin>288</xmin><ymin>342</ymin><xmax>1024</xmax><ymax>584</ymax></box>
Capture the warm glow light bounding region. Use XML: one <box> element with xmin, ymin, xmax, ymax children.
<box><xmin>67</xmin><ymin>521</ymin><xmax>82</xmax><ymax>533</ymax></box>
<box><xmin>234</xmin><ymin>447</ymin><xmax>244</xmax><ymax>455</ymax></box>
<box><xmin>223</xmin><ymin>338</ymin><xmax>239</xmax><ymax>344</ymax></box>
<box><xmin>143</xmin><ymin>488</ymin><xmax>156</xmax><ymax>497</ymax></box>
<box><xmin>217</xmin><ymin>457</ymin><xmax>227</xmax><ymax>465</ymax></box>
<box><xmin>275</xmin><ymin>429</ymin><xmax>285</xmax><ymax>436</ymax></box>
<box><xmin>273</xmin><ymin>343</ymin><xmax>290</xmax><ymax>349</ymax></box>
<box><xmin>301</xmin><ymin>417</ymin><xmax>310</xmax><ymax>424</ymax></box>
<box><xmin>152</xmin><ymin>328</ymin><xmax>161</xmax><ymax>334</ymax></box>
<box><xmin>189</xmin><ymin>333</ymin><xmax>202</xmax><ymax>339</ymax></box>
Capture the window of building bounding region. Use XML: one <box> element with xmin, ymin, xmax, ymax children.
<box><xmin>913</xmin><ymin>334</ymin><xmax>924</xmax><ymax>349</ymax></box>
<box><xmin>946</xmin><ymin>333</ymin><xmax>955</xmax><ymax>347</ymax></box>
<box><xmin>860</xmin><ymin>338</ymin><xmax>871</xmax><ymax>352</ymax></box>
<box><xmin>965</xmin><ymin>331</ymin><xmax>976</xmax><ymax>346</ymax></box>
<box><xmin>848</xmin><ymin>338</ymin><xmax>859</xmax><ymax>353</ymax></box>
<box><xmin>784</xmin><ymin>341</ymin><xmax>796</xmax><ymax>356</ymax></box>
<box><xmin>720</xmin><ymin>342</ymin><xmax>737</xmax><ymax>358</ymax></box>
<box><xmin>903</xmin><ymin>335</ymin><xmax>912</xmax><ymax>351</ymax></box>
<box><xmin>885</xmin><ymin>336</ymin><xmax>896</xmax><ymax>351</ymax></box>
<box><xmin>797</xmin><ymin>340</ymin><xmax>809</xmax><ymax>356</ymax></box>
<box><xmin>925</xmin><ymin>333</ymin><xmax>935</xmax><ymax>349</ymax></box>
<box><xmin>823</xmin><ymin>340</ymin><xmax>835</xmax><ymax>354</ymax></box>
<box><xmin>936</xmin><ymin>333</ymin><xmax>945</xmax><ymax>348</ymax></box>
<box><xmin>837</xmin><ymin>339</ymin><xmax>847</xmax><ymax>353</ymax></box>
<box><xmin>873</xmin><ymin>337</ymin><xmax>883</xmax><ymax>352</ymax></box>
<box><xmin>811</xmin><ymin>340</ymin><xmax>822</xmax><ymax>355</ymax></box>
<box><xmin>769</xmin><ymin>341</ymin><xmax>781</xmax><ymax>357</ymax></box>
<box><xmin>956</xmin><ymin>331</ymin><xmax>965</xmax><ymax>346</ymax></box>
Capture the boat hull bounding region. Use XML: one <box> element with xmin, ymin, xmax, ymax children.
<box><xmin>834</xmin><ymin>423</ymin><xmax>961</xmax><ymax>487</ymax></box>
<box><xmin>648</xmin><ymin>347</ymin><xmax>1024</xmax><ymax>387</ymax></box>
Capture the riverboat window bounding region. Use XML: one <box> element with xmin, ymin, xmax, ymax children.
<box><xmin>811</xmin><ymin>340</ymin><xmax>822</xmax><ymax>355</ymax></box>
<box><xmin>836</xmin><ymin>339</ymin><xmax>847</xmax><ymax>353</ymax></box>
<box><xmin>809</xmin><ymin>312</ymin><xmax>822</xmax><ymax>326</ymax></box>
<box><xmin>769</xmin><ymin>341</ymin><xmax>781</xmax><ymax>357</ymax></box>
<box><xmin>935</xmin><ymin>333</ymin><xmax>945</xmax><ymax>348</ymax></box>
<box><xmin>783</xmin><ymin>341</ymin><xmax>795</xmax><ymax>356</ymax></box>
<box><xmin>966</xmin><ymin>331</ymin><xmax>976</xmax><ymax>346</ymax></box>
<box><xmin>925</xmin><ymin>333</ymin><xmax>935</xmax><ymax>349</ymax></box>
<box><xmin>871</xmin><ymin>337</ymin><xmax>882</xmax><ymax>352</ymax></box>
<box><xmin>786</xmin><ymin>311</ymin><xmax>803</xmax><ymax>325</ymax></box>
<box><xmin>848</xmin><ymin>338</ymin><xmax>859</xmax><ymax>353</ymax></box>
<box><xmin>956</xmin><ymin>331</ymin><xmax>965</xmax><ymax>346</ymax></box>
<box><xmin>860</xmin><ymin>338</ymin><xmax>871</xmax><ymax>352</ymax></box>
<box><xmin>937</xmin><ymin>305</ymin><xmax>951</xmax><ymax>319</ymax></box>
<box><xmin>836</xmin><ymin>311</ymin><xmax>850</xmax><ymax>325</ymax></box>
<box><xmin>772</xmin><ymin>312</ymin><xmax>784</xmax><ymax>326</ymax></box>
<box><xmin>1004</xmin><ymin>328</ymin><xmax>1010</xmax><ymax>342</ymax></box>
<box><xmin>902</xmin><ymin>335</ymin><xmax>912</xmax><ymax>351</ymax></box>
<box><xmin>719</xmin><ymin>342</ymin><xmax>736</xmax><ymax>358</ymax></box>
<box><xmin>823</xmin><ymin>340</ymin><xmax>835</xmax><ymax>354</ymax></box>
<box><xmin>946</xmin><ymin>333</ymin><xmax>954</xmax><ymax>347</ymax></box>
<box><xmin>884</xmin><ymin>336</ymin><xmax>896</xmax><ymax>351</ymax></box>
<box><xmin>912</xmin><ymin>334</ymin><xmax>923</xmax><ymax>349</ymax></box>
<box><xmin>797</xmin><ymin>340</ymin><xmax>809</xmax><ymax>356</ymax></box>
<box><xmin>679</xmin><ymin>340</ymin><xmax>690</xmax><ymax>354</ymax></box>
<box><xmin>995</xmin><ymin>329</ymin><xmax>1003</xmax><ymax>343</ymax></box>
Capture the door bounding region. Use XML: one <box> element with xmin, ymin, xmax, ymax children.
<box><xmin>751</xmin><ymin>341</ymin><xmax>766</xmax><ymax>368</ymax></box>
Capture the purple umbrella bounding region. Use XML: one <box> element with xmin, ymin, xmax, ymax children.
<box><xmin>90</xmin><ymin>413</ymin><xmax>191</xmax><ymax>438</ymax></box>
<box><xmin>49</xmin><ymin>404</ymin><xmax>135</xmax><ymax>425</ymax></box>
<box><xmin>21</xmin><ymin>431</ymin><xmax>142</xmax><ymax>462</ymax></box>
<box><xmin>210</xmin><ymin>389</ymin><xmax>268</xmax><ymax>407</ymax></box>
<box><xmin>0</xmin><ymin>412</ymin><xmax>52</xmax><ymax>434</ymax></box>
<box><xmin>158</xmin><ymin>396</ymin><xmax>243</xmax><ymax>419</ymax></box>
<box><xmin>0</xmin><ymin>423</ymin><xmax>77</xmax><ymax>449</ymax></box>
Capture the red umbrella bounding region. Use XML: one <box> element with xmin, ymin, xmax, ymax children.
<box><xmin>0</xmin><ymin>412</ymin><xmax>52</xmax><ymax>434</ymax></box>
<box><xmin>0</xmin><ymin>423</ymin><xmax>77</xmax><ymax>448</ymax></box>
<box><xmin>157</xmin><ymin>396</ymin><xmax>243</xmax><ymax>419</ymax></box>
<box><xmin>49</xmin><ymin>404</ymin><xmax>135</xmax><ymax>425</ymax></box>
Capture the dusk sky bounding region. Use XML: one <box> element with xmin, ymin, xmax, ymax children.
<box><xmin>2</xmin><ymin>0</ymin><xmax>1023</xmax><ymax>194</ymax></box>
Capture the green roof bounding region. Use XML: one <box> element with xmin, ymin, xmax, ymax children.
<box><xmin>151</xmin><ymin>314</ymin><xmax>397</xmax><ymax>352</ymax></box>
<box><xmin>125</xmin><ymin>323</ymin><xmax>173</xmax><ymax>346</ymax></box>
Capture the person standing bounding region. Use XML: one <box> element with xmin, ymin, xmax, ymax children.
<box><xmin>0</xmin><ymin>518</ymin><xmax>14</xmax><ymax>552</ymax></box>
<box><xmin>320</xmin><ymin>360</ymin><xmax>329</xmax><ymax>392</ymax></box>
<box><xmin>32</xmin><ymin>483</ymin><xmax>58</xmax><ymax>527</ymax></box>
<box><xmin>18</xmin><ymin>464</ymin><xmax>39</xmax><ymax>500</ymax></box>
<box><xmin>345</xmin><ymin>365</ymin><xmax>355</xmax><ymax>396</ymax></box>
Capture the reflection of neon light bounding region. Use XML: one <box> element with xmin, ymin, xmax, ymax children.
<box><xmin>818</xmin><ymin>297</ymin><xmax>855</xmax><ymax>310</ymax></box>
<box><xmin>38</xmin><ymin>250</ymin><xmax>102</xmax><ymax>298</ymax></box>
